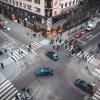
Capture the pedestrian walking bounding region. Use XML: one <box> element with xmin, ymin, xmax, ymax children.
<box><xmin>4</xmin><ymin>48</ymin><xmax>7</xmax><ymax>53</ymax></box>
<box><xmin>33</xmin><ymin>33</ymin><xmax>36</xmax><ymax>37</ymax></box>
<box><xmin>91</xmin><ymin>81</ymin><xmax>95</xmax><ymax>87</ymax></box>
<box><xmin>29</xmin><ymin>45</ymin><xmax>31</xmax><ymax>49</ymax></box>
<box><xmin>81</xmin><ymin>50</ymin><xmax>84</xmax><ymax>54</ymax></box>
<box><xmin>82</xmin><ymin>54</ymin><xmax>84</xmax><ymax>60</ymax></box>
<box><xmin>59</xmin><ymin>39</ymin><xmax>62</xmax><ymax>43</ymax></box>
<box><xmin>84</xmin><ymin>56</ymin><xmax>87</xmax><ymax>61</ymax></box>
<box><xmin>1</xmin><ymin>62</ymin><xmax>4</xmax><ymax>69</ymax></box>
<box><xmin>11</xmin><ymin>51</ymin><xmax>13</xmax><ymax>55</ymax></box>
<box><xmin>28</xmin><ymin>48</ymin><xmax>31</xmax><ymax>52</ymax></box>
<box><xmin>53</xmin><ymin>45</ymin><xmax>55</xmax><ymax>50</ymax></box>
<box><xmin>56</xmin><ymin>45</ymin><xmax>59</xmax><ymax>51</ymax></box>
<box><xmin>65</xmin><ymin>44</ymin><xmax>67</xmax><ymax>49</ymax></box>
<box><xmin>60</xmin><ymin>33</ymin><xmax>62</xmax><ymax>37</ymax></box>
<box><xmin>56</xmin><ymin>39</ymin><xmax>58</xmax><ymax>43</ymax></box>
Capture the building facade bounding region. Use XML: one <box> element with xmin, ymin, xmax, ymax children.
<box><xmin>0</xmin><ymin>0</ymin><xmax>89</xmax><ymax>37</ymax></box>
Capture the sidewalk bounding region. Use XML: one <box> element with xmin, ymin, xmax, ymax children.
<box><xmin>0</xmin><ymin>14</ymin><xmax>47</xmax><ymax>44</ymax></box>
<box><xmin>0</xmin><ymin>57</ymin><xmax>23</xmax><ymax>80</ymax></box>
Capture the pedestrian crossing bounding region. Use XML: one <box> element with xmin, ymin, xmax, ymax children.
<box><xmin>92</xmin><ymin>88</ymin><xmax>100</xmax><ymax>100</ymax></box>
<box><xmin>0</xmin><ymin>75</ymin><xmax>20</xmax><ymax>100</ymax></box>
<box><xmin>10</xmin><ymin>48</ymin><xmax>28</xmax><ymax>61</ymax></box>
<box><xmin>10</xmin><ymin>41</ymin><xmax>43</xmax><ymax>61</ymax></box>
<box><xmin>26</xmin><ymin>41</ymin><xmax>42</xmax><ymax>51</ymax></box>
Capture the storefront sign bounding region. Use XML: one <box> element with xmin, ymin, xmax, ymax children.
<box><xmin>47</xmin><ymin>18</ymin><xmax>52</xmax><ymax>30</ymax></box>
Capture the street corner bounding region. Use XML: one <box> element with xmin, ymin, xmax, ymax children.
<box><xmin>0</xmin><ymin>30</ymin><xmax>13</xmax><ymax>47</ymax></box>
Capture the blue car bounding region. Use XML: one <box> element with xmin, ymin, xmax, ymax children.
<box><xmin>34</xmin><ymin>67</ymin><xmax>53</xmax><ymax>76</ymax></box>
<box><xmin>74</xmin><ymin>79</ymin><xmax>93</xmax><ymax>94</ymax></box>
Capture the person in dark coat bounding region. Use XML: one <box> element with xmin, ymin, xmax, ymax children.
<box><xmin>1</xmin><ymin>62</ymin><xmax>4</xmax><ymax>69</ymax></box>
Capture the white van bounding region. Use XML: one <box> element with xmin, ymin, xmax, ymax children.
<box><xmin>86</xmin><ymin>22</ymin><xmax>96</xmax><ymax>31</ymax></box>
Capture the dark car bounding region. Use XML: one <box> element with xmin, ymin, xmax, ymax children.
<box><xmin>45</xmin><ymin>51</ymin><xmax>59</xmax><ymax>61</ymax></box>
<box><xmin>74</xmin><ymin>79</ymin><xmax>93</xmax><ymax>94</ymax></box>
<box><xmin>34</xmin><ymin>67</ymin><xmax>53</xmax><ymax>76</ymax></box>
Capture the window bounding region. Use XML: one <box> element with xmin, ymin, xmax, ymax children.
<box><xmin>26</xmin><ymin>0</ymin><xmax>32</xmax><ymax>2</ymax></box>
<box><xmin>27</xmin><ymin>5</ymin><xmax>32</xmax><ymax>10</ymax></box>
<box><xmin>12</xmin><ymin>0</ymin><xmax>15</xmax><ymax>5</ymax></box>
<box><xmin>69</xmin><ymin>2</ymin><xmax>71</xmax><ymax>6</ymax></box>
<box><xmin>19</xmin><ymin>2</ymin><xmax>22</xmax><ymax>7</ymax></box>
<box><xmin>34</xmin><ymin>7</ymin><xmax>40</xmax><ymax>13</ymax></box>
<box><xmin>23</xmin><ymin>4</ymin><xmax>26</xmax><ymax>9</ymax></box>
<box><xmin>73</xmin><ymin>1</ymin><xmax>75</xmax><ymax>5</ymax></box>
<box><xmin>61</xmin><ymin>4</ymin><xmax>63</xmax><ymax>8</ymax></box>
<box><xmin>16</xmin><ymin>2</ymin><xmax>18</xmax><ymax>6</ymax></box>
<box><xmin>5</xmin><ymin>0</ymin><xmax>8</xmax><ymax>2</ymax></box>
<box><xmin>34</xmin><ymin>0</ymin><xmax>40</xmax><ymax>4</ymax></box>
<box><xmin>65</xmin><ymin>3</ymin><xmax>67</xmax><ymax>7</ymax></box>
<box><xmin>9</xmin><ymin>0</ymin><xmax>11</xmax><ymax>3</ymax></box>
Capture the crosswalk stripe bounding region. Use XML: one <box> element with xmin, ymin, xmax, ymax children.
<box><xmin>94</xmin><ymin>93</ymin><xmax>100</xmax><ymax>99</ymax></box>
<box><xmin>14</xmin><ymin>51</ymin><xmax>23</xmax><ymax>58</ymax></box>
<box><xmin>77</xmin><ymin>52</ymin><xmax>82</xmax><ymax>56</ymax></box>
<box><xmin>84</xmin><ymin>51</ymin><xmax>88</xmax><ymax>57</ymax></box>
<box><xmin>31</xmin><ymin>43</ymin><xmax>41</xmax><ymax>48</ymax></box>
<box><xmin>31</xmin><ymin>44</ymin><xmax>39</xmax><ymax>50</ymax></box>
<box><xmin>68</xmin><ymin>45</ymin><xmax>74</xmax><ymax>51</ymax></box>
<box><xmin>0</xmin><ymin>80</ymin><xmax>10</xmax><ymax>89</ymax></box>
<box><xmin>1</xmin><ymin>87</ymin><xmax>17</xmax><ymax>100</ymax></box>
<box><xmin>92</xmin><ymin>71</ymin><xmax>98</xmax><ymax>76</ymax></box>
<box><xmin>31</xmin><ymin>42</ymin><xmax>41</xmax><ymax>48</ymax></box>
<box><xmin>11</xmin><ymin>51</ymin><xmax>21</xmax><ymax>60</ymax></box>
<box><xmin>1</xmin><ymin>84</ymin><xmax>14</xmax><ymax>96</ymax></box>
<box><xmin>92</xmin><ymin>96</ymin><xmax>98</xmax><ymax>100</ymax></box>
<box><xmin>98</xmin><ymin>89</ymin><xmax>100</xmax><ymax>92</ymax></box>
<box><xmin>96</xmin><ymin>91</ymin><xmax>100</xmax><ymax>96</ymax></box>
<box><xmin>0</xmin><ymin>82</ymin><xmax>12</xmax><ymax>92</ymax></box>
<box><xmin>32</xmin><ymin>42</ymin><xmax>42</xmax><ymax>47</ymax></box>
<box><xmin>20</xmin><ymin>48</ymin><xmax>28</xmax><ymax>55</ymax></box>
<box><xmin>95</xmin><ymin>69</ymin><xmax>100</xmax><ymax>74</ymax></box>
<box><xmin>87</xmin><ymin>55</ymin><xmax>94</xmax><ymax>62</ymax></box>
<box><xmin>12</xmin><ymin>93</ymin><xmax>21</xmax><ymax>100</ymax></box>
<box><xmin>7</xmin><ymin>90</ymin><xmax>18</xmax><ymax>100</ymax></box>
<box><xmin>11</xmin><ymin>55</ymin><xmax>18</xmax><ymax>61</ymax></box>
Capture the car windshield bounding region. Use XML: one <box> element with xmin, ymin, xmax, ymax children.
<box><xmin>53</xmin><ymin>54</ymin><xmax>57</xmax><ymax>57</ymax></box>
<box><xmin>79</xmin><ymin>80</ymin><xmax>85</xmax><ymax>84</ymax></box>
<box><xmin>40</xmin><ymin>68</ymin><xmax>49</xmax><ymax>72</ymax></box>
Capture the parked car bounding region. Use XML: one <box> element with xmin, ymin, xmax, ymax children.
<box><xmin>34</xmin><ymin>67</ymin><xmax>53</xmax><ymax>76</ymax></box>
<box><xmin>45</xmin><ymin>51</ymin><xmax>59</xmax><ymax>61</ymax></box>
<box><xmin>74</xmin><ymin>31</ymin><xmax>85</xmax><ymax>38</ymax></box>
<box><xmin>85</xmin><ymin>22</ymin><xmax>96</xmax><ymax>31</ymax></box>
<box><xmin>74</xmin><ymin>79</ymin><xmax>93</xmax><ymax>94</ymax></box>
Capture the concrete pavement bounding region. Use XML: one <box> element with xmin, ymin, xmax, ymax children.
<box><xmin>0</xmin><ymin>13</ymin><xmax>100</xmax><ymax>81</ymax></box>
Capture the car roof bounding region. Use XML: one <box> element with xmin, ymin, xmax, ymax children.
<box><xmin>39</xmin><ymin>67</ymin><xmax>52</xmax><ymax>71</ymax></box>
<box><xmin>75</xmin><ymin>32</ymin><xmax>81</xmax><ymax>34</ymax></box>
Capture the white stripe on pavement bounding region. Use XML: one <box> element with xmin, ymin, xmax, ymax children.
<box><xmin>14</xmin><ymin>51</ymin><xmax>23</xmax><ymax>58</ymax></box>
<box><xmin>0</xmin><ymin>82</ymin><xmax>11</xmax><ymax>92</ymax></box>
<box><xmin>96</xmin><ymin>91</ymin><xmax>100</xmax><ymax>96</ymax></box>
<box><xmin>1</xmin><ymin>84</ymin><xmax>14</xmax><ymax>96</ymax></box>
<box><xmin>33</xmin><ymin>42</ymin><xmax>42</xmax><ymax>47</ymax></box>
<box><xmin>11</xmin><ymin>55</ymin><xmax>18</xmax><ymax>61</ymax></box>
<box><xmin>0</xmin><ymin>80</ymin><xmax>10</xmax><ymax>89</ymax></box>
<box><xmin>7</xmin><ymin>90</ymin><xmax>18</xmax><ymax>100</ymax></box>
<box><xmin>92</xmin><ymin>96</ymin><xmax>98</xmax><ymax>100</ymax></box>
<box><xmin>95</xmin><ymin>69</ymin><xmax>100</xmax><ymax>74</ymax></box>
<box><xmin>1</xmin><ymin>87</ymin><xmax>16</xmax><ymax>100</ymax></box>
<box><xmin>94</xmin><ymin>93</ymin><xmax>100</xmax><ymax>99</ymax></box>
<box><xmin>20</xmin><ymin>48</ymin><xmax>28</xmax><ymax>55</ymax></box>
<box><xmin>87</xmin><ymin>55</ymin><xmax>94</xmax><ymax>62</ymax></box>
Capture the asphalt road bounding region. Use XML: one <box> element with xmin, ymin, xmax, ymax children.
<box><xmin>12</xmin><ymin>46</ymin><xmax>87</xmax><ymax>100</ymax></box>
